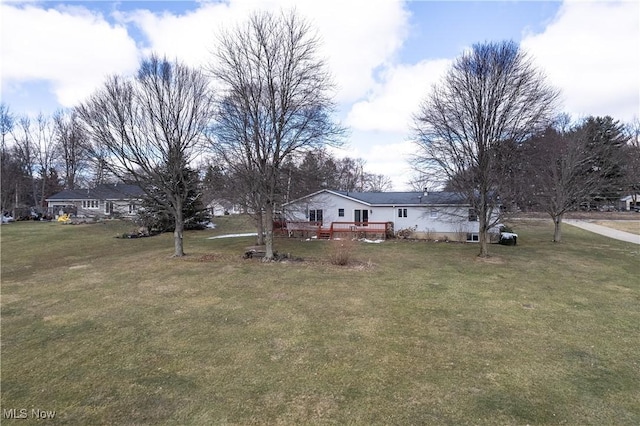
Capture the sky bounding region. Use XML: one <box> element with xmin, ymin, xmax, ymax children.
<box><xmin>1</xmin><ymin>0</ymin><xmax>639</xmax><ymax>190</ymax></box>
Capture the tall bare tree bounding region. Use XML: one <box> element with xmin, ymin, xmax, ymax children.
<box><xmin>12</xmin><ymin>116</ymin><xmax>39</xmax><ymax>209</ymax></box>
<box><xmin>77</xmin><ymin>55</ymin><xmax>214</xmax><ymax>257</ymax></box>
<box><xmin>209</xmin><ymin>9</ymin><xmax>344</xmax><ymax>260</ymax></box>
<box><xmin>413</xmin><ymin>40</ymin><xmax>559</xmax><ymax>256</ymax></box>
<box><xmin>53</xmin><ymin>110</ymin><xmax>89</xmax><ymax>189</ymax></box>
<box><xmin>33</xmin><ymin>113</ymin><xmax>59</xmax><ymax>210</ymax></box>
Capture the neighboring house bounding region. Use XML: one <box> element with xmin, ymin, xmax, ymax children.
<box><xmin>619</xmin><ymin>194</ymin><xmax>640</xmax><ymax>211</ymax></box>
<box><xmin>206</xmin><ymin>199</ymin><xmax>243</xmax><ymax>216</ymax></box>
<box><xmin>46</xmin><ymin>184</ymin><xmax>145</xmax><ymax>219</ymax></box>
<box><xmin>283</xmin><ymin>189</ymin><xmax>492</xmax><ymax>242</ymax></box>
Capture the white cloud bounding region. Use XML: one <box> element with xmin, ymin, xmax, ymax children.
<box><xmin>345</xmin><ymin>58</ymin><xmax>450</xmax><ymax>133</ymax></box>
<box><xmin>120</xmin><ymin>0</ymin><xmax>410</xmax><ymax>103</ymax></box>
<box><xmin>1</xmin><ymin>0</ymin><xmax>409</xmax><ymax>111</ymax></box>
<box><xmin>522</xmin><ymin>0</ymin><xmax>640</xmax><ymax>122</ymax></box>
<box><xmin>301</xmin><ymin>0</ymin><xmax>410</xmax><ymax>103</ymax></box>
<box><xmin>329</xmin><ymin>132</ymin><xmax>416</xmax><ymax>190</ymax></box>
<box><xmin>1</xmin><ymin>3</ymin><xmax>140</xmax><ymax>107</ymax></box>
<box><xmin>366</xmin><ymin>140</ymin><xmax>416</xmax><ymax>189</ymax></box>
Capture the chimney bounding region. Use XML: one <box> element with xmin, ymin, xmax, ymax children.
<box><xmin>423</xmin><ymin>187</ymin><xmax>428</xmax><ymax>197</ymax></box>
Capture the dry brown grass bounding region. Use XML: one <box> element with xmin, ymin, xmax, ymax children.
<box><xmin>593</xmin><ymin>220</ymin><xmax>640</xmax><ymax>235</ymax></box>
<box><xmin>1</xmin><ymin>218</ymin><xmax>639</xmax><ymax>424</ymax></box>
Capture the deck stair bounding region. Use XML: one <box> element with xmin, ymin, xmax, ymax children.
<box><xmin>317</xmin><ymin>229</ymin><xmax>332</xmax><ymax>240</ymax></box>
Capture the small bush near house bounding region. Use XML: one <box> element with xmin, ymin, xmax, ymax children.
<box><xmin>396</xmin><ymin>225</ymin><xmax>417</xmax><ymax>239</ymax></box>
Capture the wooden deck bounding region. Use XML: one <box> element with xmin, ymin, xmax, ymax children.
<box><xmin>278</xmin><ymin>221</ymin><xmax>393</xmax><ymax>240</ymax></box>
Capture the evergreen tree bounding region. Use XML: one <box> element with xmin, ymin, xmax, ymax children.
<box><xmin>136</xmin><ymin>166</ymin><xmax>208</xmax><ymax>232</ymax></box>
<box><xmin>581</xmin><ymin>116</ymin><xmax>628</xmax><ymax>204</ymax></box>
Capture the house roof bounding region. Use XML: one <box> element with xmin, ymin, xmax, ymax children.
<box><xmin>46</xmin><ymin>184</ymin><xmax>145</xmax><ymax>201</ymax></box>
<box><xmin>332</xmin><ymin>190</ymin><xmax>467</xmax><ymax>206</ymax></box>
<box><xmin>285</xmin><ymin>189</ymin><xmax>469</xmax><ymax>207</ymax></box>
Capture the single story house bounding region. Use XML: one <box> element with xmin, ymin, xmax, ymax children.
<box><xmin>206</xmin><ymin>199</ymin><xmax>243</xmax><ymax>216</ymax></box>
<box><xmin>46</xmin><ymin>184</ymin><xmax>145</xmax><ymax>219</ymax></box>
<box><xmin>619</xmin><ymin>194</ymin><xmax>640</xmax><ymax>211</ymax></box>
<box><xmin>283</xmin><ymin>189</ymin><xmax>494</xmax><ymax>242</ymax></box>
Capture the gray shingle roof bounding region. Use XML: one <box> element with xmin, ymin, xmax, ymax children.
<box><xmin>332</xmin><ymin>190</ymin><xmax>467</xmax><ymax>206</ymax></box>
<box><xmin>47</xmin><ymin>184</ymin><xmax>144</xmax><ymax>201</ymax></box>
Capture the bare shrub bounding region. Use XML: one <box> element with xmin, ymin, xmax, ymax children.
<box><xmin>396</xmin><ymin>225</ymin><xmax>417</xmax><ymax>239</ymax></box>
<box><xmin>454</xmin><ymin>225</ymin><xmax>468</xmax><ymax>242</ymax></box>
<box><xmin>424</xmin><ymin>227</ymin><xmax>435</xmax><ymax>241</ymax></box>
<box><xmin>327</xmin><ymin>239</ymin><xmax>356</xmax><ymax>266</ymax></box>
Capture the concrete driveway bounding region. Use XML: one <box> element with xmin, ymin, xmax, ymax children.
<box><xmin>564</xmin><ymin>220</ymin><xmax>640</xmax><ymax>245</ymax></box>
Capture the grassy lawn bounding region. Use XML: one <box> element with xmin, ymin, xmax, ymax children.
<box><xmin>593</xmin><ymin>220</ymin><xmax>640</xmax><ymax>235</ymax></box>
<box><xmin>1</xmin><ymin>217</ymin><xmax>639</xmax><ymax>425</ymax></box>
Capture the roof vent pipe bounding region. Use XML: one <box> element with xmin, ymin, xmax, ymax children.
<box><xmin>423</xmin><ymin>188</ymin><xmax>428</xmax><ymax>197</ymax></box>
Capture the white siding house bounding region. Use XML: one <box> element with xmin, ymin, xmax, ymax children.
<box><xmin>207</xmin><ymin>199</ymin><xmax>243</xmax><ymax>216</ymax></box>
<box><xmin>619</xmin><ymin>194</ymin><xmax>640</xmax><ymax>211</ymax></box>
<box><xmin>46</xmin><ymin>184</ymin><xmax>145</xmax><ymax>219</ymax></box>
<box><xmin>283</xmin><ymin>189</ymin><xmax>489</xmax><ymax>242</ymax></box>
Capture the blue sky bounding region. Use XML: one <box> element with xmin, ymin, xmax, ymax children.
<box><xmin>2</xmin><ymin>0</ymin><xmax>638</xmax><ymax>189</ymax></box>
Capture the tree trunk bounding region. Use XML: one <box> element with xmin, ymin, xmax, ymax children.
<box><xmin>478</xmin><ymin>208</ymin><xmax>490</xmax><ymax>257</ymax></box>
<box><xmin>173</xmin><ymin>200</ymin><xmax>185</xmax><ymax>257</ymax></box>
<box><xmin>553</xmin><ymin>214</ymin><xmax>563</xmax><ymax>243</ymax></box>
<box><xmin>39</xmin><ymin>174</ymin><xmax>47</xmax><ymax>212</ymax></box>
<box><xmin>255</xmin><ymin>211</ymin><xmax>265</xmax><ymax>245</ymax></box>
<box><xmin>264</xmin><ymin>202</ymin><xmax>274</xmax><ymax>261</ymax></box>
<box><xmin>478</xmin><ymin>228</ymin><xmax>489</xmax><ymax>257</ymax></box>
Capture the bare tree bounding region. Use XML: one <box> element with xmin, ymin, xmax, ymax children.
<box><xmin>209</xmin><ymin>9</ymin><xmax>344</xmax><ymax>260</ymax></box>
<box><xmin>33</xmin><ymin>113</ymin><xmax>59</xmax><ymax>211</ymax></box>
<box><xmin>0</xmin><ymin>103</ymin><xmax>13</xmax><ymax>149</ymax></box>
<box><xmin>519</xmin><ymin>124</ymin><xmax>595</xmax><ymax>242</ymax></box>
<box><xmin>11</xmin><ymin>116</ymin><xmax>39</xmax><ymax>209</ymax></box>
<box><xmin>334</xmin><ymin>157</ymin><xmax>367</xmax><ymax>192</ymax></box>
<box><xmin>406</xmin><ymin>173</ymin><xmax>442</xmax><ymax>193</ymax></box>
<box><xmin>53</xmin><ymin>110</ymin><xmax>89</xmax><ymax>189</ymax></box>
<box><xmin>363</xmin><ymin>173</ymin><xmax>393</xmax><ymax>192</ymax></box>
<box><xmin>412</xmin><ymin>40</ymin><xmax>559</xmax><ymax>256</ymax></box>
<box><xmin>77</xmin><ymin>55</ymin><xmax>214</xmax><ymax>257</ymax></box>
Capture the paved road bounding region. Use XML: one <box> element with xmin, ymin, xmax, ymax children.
<box><xmin>564</xmin><ymin>220</ymin><xmax>640</xmax><ymax>245</ymax></box>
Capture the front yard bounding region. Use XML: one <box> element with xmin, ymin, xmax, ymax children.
<box><xmin>1</xmin><ymin>218</ymin><xmax>639</xmax><ymax>424</ymax></box>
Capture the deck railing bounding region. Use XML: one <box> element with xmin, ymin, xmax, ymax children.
<box><xmin>328</xmin><ymin>222</ymin><xmax>390</xmax><ymax>239</ymax></box>
<box><xmin>278</xmin><ymin>220</ymin><xmax>392</xmax><ymax>240</ymax></box>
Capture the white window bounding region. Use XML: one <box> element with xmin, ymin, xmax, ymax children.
<box><xmin>468</xmin><ymin>208</ymin><xmax>478</xmax><ymax>222</ymax></box>
<box><xmin>82</xmin><ymin>200</ymin><xmax>99</xmax><ymax>209</ymax></box>
<box><xmin>398</xmin><ymin>208</ymin><xmax>407</xmax><ymax>218</ymax></box>
<box><xmin>466</xmin><ymin>233</ymin><xmax>479</xmax><ymax>242</ymax></box>
<box><xmin>430</xmin><ymin>209</ymin><xmax>438</xmax><ymax>218</ymax></box>
<box><xmin>128</xmin><ymin>204</ymin><xmax>137</xmax><ymax>214</ymax></box>
<box><xmin>309</xmin><ymin>209</ymin><xmax>323</xmax><ymax>223</ymax></box>
<box><xmin>338</xmin><ymin>208</ymin><xmax>345</xmax><ymax>217</ymax></box>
